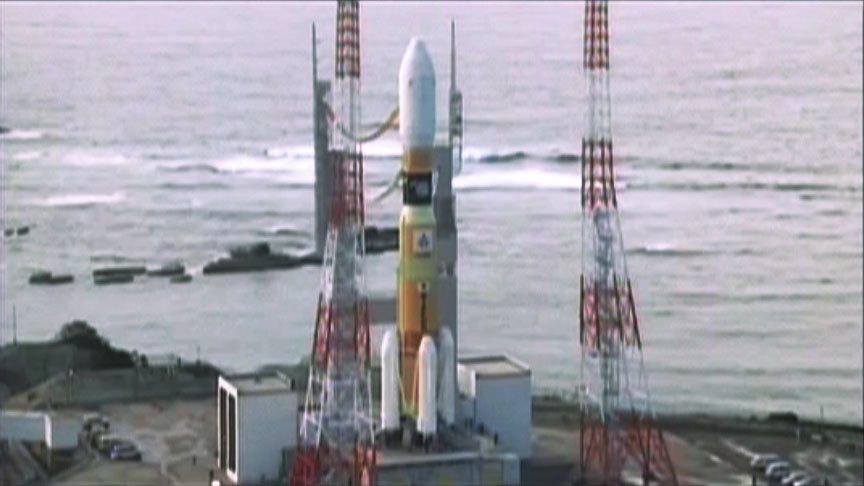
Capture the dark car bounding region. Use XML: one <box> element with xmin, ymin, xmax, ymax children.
<box><xmin>109</xmin><ymin>442</ymin><xmax>142</xmax><ymax>461</ymax></box>
<box><xmin>751</xmin><ymin>454</ymin><xmax>781</xmax><ymax>474</ymax></box>
<box><xmin>96</xmin><ymin>435</ymin><xmax>128</xmax><ymax>455</ymax></box>
<box><xmin>766</xmin><ymin>461</ymin><xmax>792</xmax><ymax>485</ymax></box>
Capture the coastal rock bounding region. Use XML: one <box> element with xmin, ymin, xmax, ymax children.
<box><xmin>203</xmin><ymin>251</ymin><xmax>319</xmax><ymax>275</ymax></box>
<box><xmin>29</xmin><ymin>271</ymin><xmax>74</xmax><ymax>285</ymax></box>
<box><xmin>92</xmin><ymin>266</ymin><xmax>146</xmax><ymax>278</ymax></box>
<box><xmin>228</xmin><ymin>242</ymin><xmax>272</xmax><ymax>258</ymax></box>
<box><xmin>170</xmin><ymin>273</ymin><xmax>192</xmax><ymax>283</ymax></box>
<box><xmin>202</xmin><ymin>228</ymin><xmax>397</xmax><ymax>276</ymax></box>
<box><xmin>147</xmin><ymin>261</ymin><xmax>185</xmax><ymax>277</ymax></box>
<box><xmin>94</xmin><ymin>274</ymin><xmax>134</xmax><ymax>285</ymax></box>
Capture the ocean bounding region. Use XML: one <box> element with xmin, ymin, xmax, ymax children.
<box><xmin>1</xmin><ymin>1</ymin><xmax>861</xmax><ymax>425</ymax></box>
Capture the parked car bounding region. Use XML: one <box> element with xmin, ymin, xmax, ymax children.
<box><xmin>96</xmin><ymin>434</ymin><xmax>126</xmax><ymax>455</ymax></box>
<box><xmin>751</xmin><ymin>454</ymin><xmax>781</xmax><ymax>474</ymax></box>
<box><xmin>781</xmin><ymin>471</ymin><xmax>810</xmax><ymax>486</ymax></box>
<box><xmin>109</xmin><ymin>443</ymin><xmax>142</xmax><ymax>461</ymax></box>
<box><xmin>766</xmin><ymin>461</ymin><xmax>792</xmax><ymax>484</ymax></box>
<box><xmin>82</xmin><ymin>413</ymin><xmax>110</xmax><ymax>433</ymax></box>
<box><xmin>793</xmin><ymin>478</ymin><xmax>824</xmax><ymax>486</ymax></box>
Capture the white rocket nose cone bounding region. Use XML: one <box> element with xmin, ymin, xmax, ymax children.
<box><xmin>400</xmin><ymin>38</ymin><xmax>435</xmax><ymax>82</ymax></box>
<box><xmin>399</xmin><ymin>37</ymin><xmax>436</xmax><ymax>148</ymax></box>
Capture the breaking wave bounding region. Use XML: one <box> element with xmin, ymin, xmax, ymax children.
<box><xmin>90</xmin><ymin>253</ymin><xmax>143</xmax><ymax>263</ymax></box>
<box><xmin>158</xmin><ymin>181</ymin><xmax>229</xmax><ymax>190</ymax></box>
<box><xmin>454</xmin><ymin>169</ymin><xmax>582</xmax><ymax>192</ymax></box>
<box><xmin>627</xmin><ymin>244</ymin><xmax>709</xmax><ymax>257</ymax></box>
<box><xmin>263</xmin><ymin>144</ymin><xmax>581</xmax><ymax>164</ymax></box>
<box><xmin>254</xmin><ymin>226</ymin><xmax>310</xmax><ymax>238</ymax></box>
<box><xmin>652</xmin><ymin>159</ymin><xmax>844</xmax><ymax>175</ymax></box>
<box><xmin>212</xmin><ymin>155</ymin><xmax>312</xmax><ymax>174</ymax></box>
<box><xmin>11</xmin><ymin>150</ymin><xmax>45</xmax><ymax>161</ymax></box>
<box><xmin>263</xmin><ymin>145</ymin><xmax>315</xmax><ymax>159</ymax></box>
<box><xmin>62</xmin><ymin>152</ymin><xmax>130</xmax><ymax>167</ymax></box>
<box><xmin>38</xmin><ymin>191</ymin><xmax>126</xmax><ymax>207</ymax></box>
<box><xmin>464</xmin><ymin>148</ymin><xmax>580</xmax><ymax>163</ymax></box>
<box><xmin>158</xmin><ymin>163</ymin><xmax>221</xmax><ymax>174</ymax></box>
<box><xmin>158</xmin><ymin>155</ymin><xmax>313</xmax><ymax>177</ymax></box>
<box><xmin>626</xmin><ymin>181</ymin><xmax>858</xmax><ymax>193</ymax></box>
<box><xmin>0</xmin><ymin>129</ymin><xmax>45</xmax><ymax>140</ymax></box>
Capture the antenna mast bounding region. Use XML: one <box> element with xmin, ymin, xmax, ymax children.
<box><xmin>448</xmin><ymin>20</ymin><xmax>463</xmax><ymax>173</ymax></box>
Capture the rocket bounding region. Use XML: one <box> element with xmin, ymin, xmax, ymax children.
<box><xmin>397</xmin><ymin>38</ymin><xmax>439</xmax><ymax>418</ymax></box>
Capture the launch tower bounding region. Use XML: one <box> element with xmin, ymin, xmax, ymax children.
<box><xmin>578</xmin><ymin>0</ymin><xmax>678</xmax><ymax>484</ymax></box>
<box><xmin>293</xmin><ymin>1</ymin><xmax>377</xmax><ymax>485</ymax></box>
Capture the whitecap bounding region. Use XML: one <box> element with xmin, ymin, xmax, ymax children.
<box><xmin>214</xmin><ymin>154</ymin><xmax>314</xmax><ymax>175</ymax></box>
<box><xmin>38</xmin><ymin>191</ymin><xmax>126</xmax><ymax>207</ymax></box>
<box><xmin>11</xmin><ymin>150</ymin><xmax>45</xmax><ymax>161</ymax></box>
<box><xmin>62</xmin><ymin>152</ymin><xmax>129</xmax><ymax>167</ymax></box>
<box><xmin>263</xmin><ymin>145</ymin><xmax>315</xmax><ymax>159</ymax></box>
<box><xmin>0</xmin><ymin>129</ymin><xmax>45</xmax><ymax>141</ymax></box>
<box><xmin>454</xmin><ymin>168</ymin><xmax>581</xmax><ymax>191</ymax></box>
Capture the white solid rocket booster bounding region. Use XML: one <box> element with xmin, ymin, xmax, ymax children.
<box><xmin>417</xmin><ymin>335</ymin><xmax>437</xmax><ymax>437</ymax></box>
<box><xmin>437</xmin><ymin>327</ymin><xmax>456</xmax><ymax>426</ymax></box>
<box><xmin>380</xmin><ymin>328</ymin><xmax>400</xmax><ymax>432</ymax></box>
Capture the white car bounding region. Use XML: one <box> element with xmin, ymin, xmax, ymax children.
<box><xmin>793</xmin><ymin>478</ymin><xmax>823</xmax><ymax>486</ymax></box>
<box><xmin>751</xmin><ymin>454</ymin><xmax>780</xmax><ymax>474</ymax></box>
<box><xmin>765</xmin><ymin>461</ymin><xmax>791</xmax><ymax>484</ymax></box>
<box><xmin>781</xmin><ymin>471</ymin><xmax>809</xmax><ymax>486</ymax></box>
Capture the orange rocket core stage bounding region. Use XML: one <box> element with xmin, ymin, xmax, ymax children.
<box><xmin>398</xmin><ymin>147</ymin><xmax>439</xmax><ymax>415</ymax></box>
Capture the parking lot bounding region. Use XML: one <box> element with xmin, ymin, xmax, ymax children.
<box><xmin>530</xmin><ymin>402</ymin><xmax>862</xmax><ymax>485</ymax></box>
<box><xmin>55</xmin><ymin>399</ymin><xmax>217</xmax><ymax>485</ymax></box>
<box><xmin>51</xmin><ymin>397</ymin><xmax>863</xmax><ymax>485</ymax></box>
<box><xmin>664</xmin><ymin>417</ymin><xmax>863</xmax><ymax>486</ymax></box>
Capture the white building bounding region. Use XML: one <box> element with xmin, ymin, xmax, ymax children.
<box><xmin>217</xmin><ymin>373</ymin><xmax>298</xmax><ymax>485</ymax></box>
<box><xmin>44</xmin><ymin>415</ymin><xmax>79</xmax><ymax>450</ymax></box>
<box><xmin>0</xmin><ymin>410</ymin><xmax>46</xmax><ymax>443</ymax></box>
<box><xmin>458</xmin><ymin>355</ymin><xmax>533</xmax><ymax>459</ymax></box>
<box><xmin>0</xmin><ymin>411</ymin><xmax>80</xmax><ymax>450</ymax></box>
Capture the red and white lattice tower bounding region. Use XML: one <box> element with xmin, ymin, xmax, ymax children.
<box><xmin>292</xmin><ymin>1</ymin><xmax>376</xmax><ymax>485</ymax></box>
<box><xmin>578</xmin><ymin>1</ymin><xmax>678</xmax><ymax>484</ymax></box>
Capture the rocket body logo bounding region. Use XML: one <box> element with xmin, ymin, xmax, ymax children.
<box><xmin>413</xmin><ymin>229</ymin><xmax>434</xmax><ymax>255</ymax></box>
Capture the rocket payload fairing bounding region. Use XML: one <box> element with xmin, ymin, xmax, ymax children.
<box><xmin>398</xmin><ymin>38</ymin><xmax>440</xmax><ymax>417</ymax></box>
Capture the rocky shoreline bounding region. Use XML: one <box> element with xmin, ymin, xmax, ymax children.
<box><xmin>2</xmin><ymin>321</ymin><xmax>861</xmax><ymax>437</ymax></box>
<box><xmin>16</xmin><ymin>225</ymin><xmax>399</xmax><ymax>288</ymax></box>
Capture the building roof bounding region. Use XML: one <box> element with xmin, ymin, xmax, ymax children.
<box><xmin>378</xmin><ymin>449</ymin><xmax>482</xmax><ymax>467</ymax></box>
<box><xmin>148</xmin><ymin>353</ymin><xmax>180</xmax><ymax>367</ymax></box>
<box><xmin>458</xmin><ymin>355</ymin><xmax>531</xmax><ymax>378</ymax></box>
<box><xmin>221</xmin><ymin>373</ymin><xmax>293</xmax><ymax>395</ymax></box>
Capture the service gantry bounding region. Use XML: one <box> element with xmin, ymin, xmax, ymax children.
<box><xmin>292</xmin><ymin>1</ymin><xmax>376</xmax><ymax>485</ymax></box>
<box><xmin>578</xmin><ymin>0</ymin><xmax>678</xmax><ymax>484</ymax></box>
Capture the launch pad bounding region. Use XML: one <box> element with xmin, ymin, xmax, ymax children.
<box><xmin>298</xmin><ymin>17</ymin><xmax>534</xmax><ymax>483</ymax></box>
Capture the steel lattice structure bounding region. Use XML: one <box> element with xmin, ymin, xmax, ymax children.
<box><xmin>292</xmin><ymin>1</ymin><xmax>376</xmax><ymax>485</ymax></box>
<box><xmin>578</xmin><ymin>1</ymin><xmax>678</xmax><ymax>484</ymax></box>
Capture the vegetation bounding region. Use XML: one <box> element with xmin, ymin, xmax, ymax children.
<box><xmin>0</xmin><ymin>320</ymin><xmax>134</xmax><ymax>399</ymax></box>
